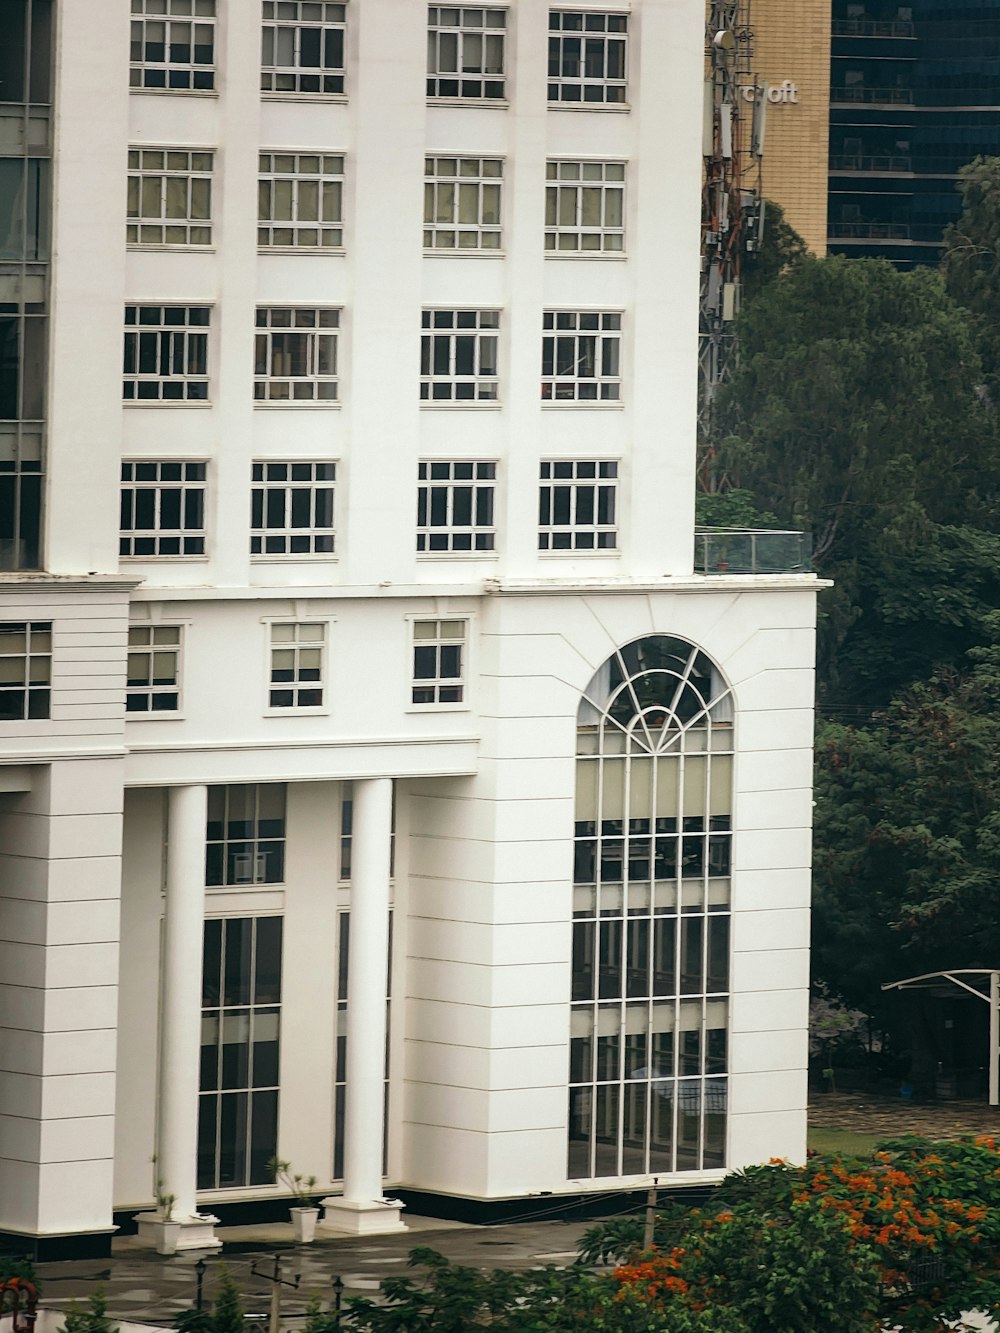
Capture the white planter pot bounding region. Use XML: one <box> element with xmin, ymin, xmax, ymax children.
<box><xmin>290</xmin><ymin>1206</ymin><xmax>320</xmax><ymax>1243</ymax></box>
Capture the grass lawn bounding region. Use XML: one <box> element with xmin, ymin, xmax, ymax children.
<box><xmin>807</xmin><ymin>1125</ymin><xmax>886</xmax><ymax>1157</ymax></box>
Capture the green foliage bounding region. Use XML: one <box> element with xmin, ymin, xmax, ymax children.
<box><xmin>207</xmin><ymin>1271</ymin><xmax>244</xmax><ymax>1333</ymax></box>
<box><xmin>942</xmin><ymin>155</ymin><xmax>1000</xmax><ymax>386</ymax></box>
<box><xmin>301</xmin><ymin>1294</ymin><xmax>341</xmax><ymax>1333</ymax></box>
<box><xmin>741</xmin><ymin>198</ymin><xmax>809</xmax><ymax>303</ymax></box>
<box><xmin>59</xmin><ymin>1290</ymin><xmax>117</xmax><ymax>1333</ymax></box>
<box><xmin>174</xmin><ymin>1309</ymin><xmax>214</xmax><ymax>1333</ymax></box>
<box><xmin>812</xmin><ymin>633</ymin><xmax>1000</xmax><ymax>1020</ymax></box>
<box><xmin>715</xmin><ymin>255</ymin><xmax>1000</xmax><ymax>705</ymax></box>
<box><xmin>693</xmin><ymin>487</ymin><xmax>777</xmax><ymax>529</ymax></box>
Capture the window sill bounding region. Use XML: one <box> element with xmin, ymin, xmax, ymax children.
<box><xmin>264</xmin><ymin>707</ymin><xmax>329</xmax><ymax>718</ymax></box>
<box><xmin>419</xmin><ymin>401</ymin><xmax>502</xmax><ymax>410</ymax></box>
<box><xmin>120</xmin><ymin>554</ymin><xmax>209</xmax><ymax>562</ymax></box>
<box><xmin>423</xmin><ymin>249</ymin><xmax>506</xmax><ymax>259</ymax></box>
<box><xmin>129</xmin><ymin>87</ymin><xmax>219</xmax><ymax>99</ymax></box>
<box><xmin>261</xmin><ymin>91</ymin><xmax>348</xmax><ymax>104</ymax></box>
<box><xmin>127</xmin><ymin>244</ymin><xmax>216</xmax><ymax>253</ymax></box>
<box><xmin>123</xmin><ymin>399</ymin><xmax>213</xmax><ymax>409</ymax></box>
<box><xmin>125</xmin><ymin>710</ymin><xmax>183</xmax><ymax>721</ymax></box>
<box><xmin>416</xmin><ymin>552</ymin><xmax>499</xmax><ymax>561</ymax></box>
<box><xmin>250</xmin><ymin>556</ymin><xmax>338</xmax><ymax>564</ymax></box>
<box><xmin>253</xmin><ymin>401</ymin><xmax>341</xmax><ymax>410</ymax></box>
<box><xmin>545</xmin><ymin>251</ymin><xmax>628</xmax><ymax>261</ymax></box>
<box><xmin>406</xmin><ymin>702</ymin><xmax>471</xmax><ymax>715</ymax></box>
<box><xmin>538</xmin><ymin>548</ymin><xmax>622</xmax><ymax>558</ymax></box>
<box><xmin>541</xmin><ymin>400</ymin><xmax>625</xmax><ymax>410</ymax></box>
<box><xmin>548</xmin><ymin>101</ymin><xmax>631</xmax><ymax>113</ymax></box>
<box><xmin>258</xmin><ymin>246</ymin><xmax>346</xmax><ymax>256</ymax></box>
<box><xmin>427</xmin><ymin>97</ymin><xmax>509</xmax><ymax>110</ymax></box>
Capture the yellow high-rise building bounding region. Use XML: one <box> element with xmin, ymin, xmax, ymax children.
<box><xmin>735</xmin><ymin>0</ymin><xmax>831</xmax><ymax>255</ymax></box>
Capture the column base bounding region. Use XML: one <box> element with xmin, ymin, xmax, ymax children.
<box><xmin>318</xmin><ymin>1196</ymin><xmax>407</xmax><ymax>1236</ymax></box>
<box><xmin>135</xmin><ymin>1211</ymin><xmax>223</xmax><ymax>1255</ymax></box>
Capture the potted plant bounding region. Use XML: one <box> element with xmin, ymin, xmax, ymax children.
<box><xmin>268</xmin><ymin>1157</ymin><xmax>320</xmax><ymax>1243</ymax></box>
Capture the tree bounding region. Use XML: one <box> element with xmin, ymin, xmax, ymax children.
<box><xmin>812</xmin><ymin>626</ymin><xmax>1000</xmax><ymax>1052</ymax></box>
<box><xmin>740</xmin><ymin>199</ymin><xmax>809</xmax><ymax>304</ymax></box>
<box><xmin>59</xmin><ymin>1291</ymin><xmax>117</xmax><ymax>1333</ymax></box>
<box><xmin>942</xmin><ymin>155</ymin><xmax>1000</xmax><ymax>387</ymax></box>
<box><xmin>715</xmin><ymin>255</ymin><xmax>1000</xmax><ymax>705</ymax></box>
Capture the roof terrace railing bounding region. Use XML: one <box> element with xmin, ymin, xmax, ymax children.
<box><xmin>694</xmin><ymin>529</ymin><xmax>813</xmax><ymax>575</ymax></box>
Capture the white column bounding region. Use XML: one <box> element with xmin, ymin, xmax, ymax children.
<box><xmin>321</xmin><ymin>777</ymin><xmax>405</xmax><ymax>1234</ymax></box>
<box><xmin>138</xmin><ymin>785</ymin><xmax>220</xmax><ymax>1253</ymax></box>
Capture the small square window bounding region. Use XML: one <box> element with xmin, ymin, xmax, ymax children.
<box><xmin>251</xmin><ymin>461</ymin><xmax>336</xmax><ymax>556</ymax></box>
<box><xmin>539</xmin><ymin>459</ymin><xmax>618</xmax><ymax>551</ymax></box>
<box><xmin>130</xmin><ymin>0</ymin><xmax>216</xmax><ymax>92</ymax></box>
<box><xmin>123</xmin><ymin>305</ymin><xmax>210</xmax><ymax>402</ymax></box>
<box><xmin>120</xmin><ymin>461</ymin><xmax>207</xmax><ymax>557</ymax></box>
<box><xmin>420</xmin><ymin>309</ymin><xmax>500</xmax><ymax>402</ymax></box>
<box><xmin>417</xmin><ymin>460</ymin><xmax>496</xmax><ymax>553</ymax></box>
<box><xmin>427</xmin><ymin>6</ymin><xmax>507</xmax><ymax>100</ymax></box>
<box><xmin>542</xmin><ymin>311</ymin><xmax>622</xmax><ymax>401</ymax></box>
<box><xmin>545</xmin><ymin>159</ymin><xmax>625</xmax><ymax>253</ymax></box>
<box><xmin>261</xmin><ymin>1</ymin><xmax>346</xmax><ymax>96</ymax></box>
<box><xmin>254</xmin><ymin>308</ymin><xmax>340</xmax><ymax>402</ymax></box>
<box><xmin>548</xmin><ymin>11</ymin><xmax>628</xmax><ymax>105</ymax></box>
<box><xmin>127</xmin><ymin>147</ymin><xmax>213</xmax><ymax>246</ymax></box>
<box><xmin>424</xmin><ymin>157</ymin><xmax>503</xmax><ymax>250</ymax></box>
<box><xmin>258</xmin><ymin>152</ymin><xmax>344</xmax><ymax>248</ymax></box>
<box><xmin>412</xmin><ymin>619</ymin><xmax>466</xmax><ymax>704</ymax></box>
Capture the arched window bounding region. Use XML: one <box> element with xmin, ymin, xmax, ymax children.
<box><xmin>568</xmin><ymin>635</ymin><xmax>733</xmax><ymax>1179</ymax></box>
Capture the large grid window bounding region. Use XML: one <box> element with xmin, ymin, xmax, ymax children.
<box><xmin>0</xmin><ymin>621</ymin><xmax>50</xmax><ymax>721</ymax></box>
<box><xmin>254</xmin><ymin>308</ymin><xmax>339</xmax><ymax>403</ymax></box>
<box><xmin>427</xmin><ymin>7</ymin><xmax>506</xmax><ymax>100</ymax></box>
<box><xmin>206</xmin><ymin>784</ymin><xmax>287</xmax><ymax>886</ymax></box>
<box><xmin>127</xmin><ymin>148</ymin><xmax>212</xmax><ymax>247</ymax></box>
<box><xmin>569</xmin><ymin>636</ymin><xmax>733</xmax><ymax>1179</ymax></box>
<box><xmin>126</xmin><ymin>624</ymin><xmax>181</xmax><ymax>713</ymax></box>
<box><xmin>548</xmin><ymin>11</ymin><xmax>628</xmax><ymax>105</ymax></box>
<box><xmin>421</xmin><ymin>310</ymin><xmax>499</xmax><ymax>402</ymax></box>
<box><xmin>251</xmin><ymin>461</ymin><xmax>335</xmax><ymax>556</ymax></box>
<box><xmin>258</xmin><ymin>152</ymin><xmax>344</xmax><ymax>249</ymax></box>
<box><xmin>199</xmin><ymin>916</ymin><xmax>282</xmax><ymax>1190</ymax></box>
<box><xmin>424</xmin><ymin>157</ymin><xmax>502</xmax><ymax>250</ymax></box>
<box><xmin>540</xmin><ymin>460</ymin><xmax>618</xmax><ymax>551</ymax></box>
<box><xmin>261</xmin><ymin>2</ymin><xmax>345</xmax><ymax>95</ymax></box>
<box><xmin>123</xmin><ymin>305</ymin><xmax>210</xmax><ymax>402</ymax></box>
<box><xmin>269</xmin><ymin>622</ymin><xmax>325</xmax><ymax>709</ymax></box>
<box><xmin>412</xmin><ymin>619</ymin><xmax>466</xmax><ymax>704</ymax></box>
<box><xmin>545</xmin><ymin>160</ymin><xmax>625</xmax><ymax>253</ymax></box>
<box><xmin>130</xmin><ymin>0</ymin><xmax>216</xmax><ymax>92</ymax></box>
<box><xmin>542</xmin><ymin>310</ymin><xmax>621</xmax><ymax>401</ymax></box>
<box><xmin>120</xmin><ymin>461</ymin><xmax>206</xmax><ymax>557</ymax></box>
<box><xmin>417</xmin><ymin>460</ymin><xmax>496</xmax><ymax>553</ymax></box>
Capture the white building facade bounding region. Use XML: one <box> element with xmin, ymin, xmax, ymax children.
<box><xmin>0</xmin><ymin>0</ymin><xmax>819</xmax><ymax>1258</ymax></box>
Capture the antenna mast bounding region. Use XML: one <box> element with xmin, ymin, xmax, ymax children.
<box><xmin>699</xmin><ymin>0</ymin><xmax>764</xmax><ymax>491</ymax></box>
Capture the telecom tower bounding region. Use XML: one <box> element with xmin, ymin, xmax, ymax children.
<box><xmin>699</xmin><ymin>0</ymin><xmax>764</xmax><ymax>489</ymax></box>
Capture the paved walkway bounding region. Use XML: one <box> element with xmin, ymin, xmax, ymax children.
<box><xmin>809</xmin><ymin>1092</ymin><xmax>1000</xmax><ymax>1140</ymax></box>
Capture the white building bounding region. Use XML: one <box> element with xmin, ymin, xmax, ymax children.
<box><xmin>0</xmin><ymin>0</ymin><xmax>819</xmax><ymax>1258</ymax></box>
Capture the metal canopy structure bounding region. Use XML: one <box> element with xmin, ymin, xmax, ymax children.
<box><xmin>881</xmin><ymin>970</ymin><xmax>1000</xmax><ymax>1107</ymax></box>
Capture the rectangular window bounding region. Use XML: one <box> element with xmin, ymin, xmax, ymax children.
<box><xmin>0</xmin><ymin>448</ymin><xmax>43</xmax><ymax>572</ymax></box>
<box><xmin>539</xmin><ymin>459</ymin><xmax>618</xmax><ymax>551</ymax></box>
<box><xmin>126</xmin><ymin>624</ymin><xmax>181</xmax><ymax>713</ymax></box>
<box><xmin>545</xmin><ymin>160</ymin><xmax>625</xmax><ymax>253</ymax></box>
<box><xmin>127</xmin><ymin>148</ymin><xmax>213</xmax><ymax>247</ymax></box>
<box><xmin>420</xmin><ymin>310</ymin><xmax>499</xmax><ymax>402</ymax></box>
<box><xmin>251</xmin><ymin>461</ymin><xmax>335</xmax><ymax>556</ymax></box>
<box><xmin>417</xmin><ymin>460</ymin><xmax>496</xmax><ymax>553</ymax></box>
<box><xmin>206</xmin><ymin>784</ymin><xmax>287</xmax><ymax>886</ymax></box>
<box><xmin>424</xmin><ymin>157</ymin><xmax>502</xmax><ymax>250</ymax></box>
<box><xmin>0</xmin><ymin>158</ymin><xmax>50</xmax><ymax>263</ymax></box>
<box><xmin>269</xmin><ymin>622</ymin><xmax>325</xmax><ymax>709</ymax></box>
<box><xmin>542</xmin><ymin>311</ymin><xmax>622</xmax><ymax>401</ymax></box>
<box><xmin>261</xmin><ymin>1</ymin><xmax>346</xmax><ymax>95</ymax></box>
<box><xmin>412</xmin><ymin>619</ymin><xmax>465</xmax><ymax>704</ymax></box>
<box><xmin>199</xmin><ymin>916</ymin><xmax>282</xmax><ymax>1190</ymax></box>
<box><xmin>130</xmin><ymin>0</ymin><xmax>216</xmax><ymax>92</ymax></box>
<box><xmin>0</xmin><ymin>621</ymin><xmax>50</xmax><ymax>721</ymax></box>
<box><xmin>258</xmin><ymin>152</ymin><xmax>344</xmax><ymax>249</ymax></box>
<box><xmin>120</xmin><ymin>460</ymin><xmax>206</xmax><ymax>557</ymax></box>
<box><xmin>254</xmin><ymin>308</ymin><xmax>339</xmax><ymax>403</ymax></box>
<box><xmin>548</xmin><ymin>11</ymin><xmax>628</xmax><ymax>105</ymax></box>
<box><xmin>123</xmin><ymin>305</ymin><xmax>210</xmax><ymax>402</ymax></box>
<box><xmin>427</xmin><ymin>6</ymin><xmax>506</xmax><ymax>100</ymax></box>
